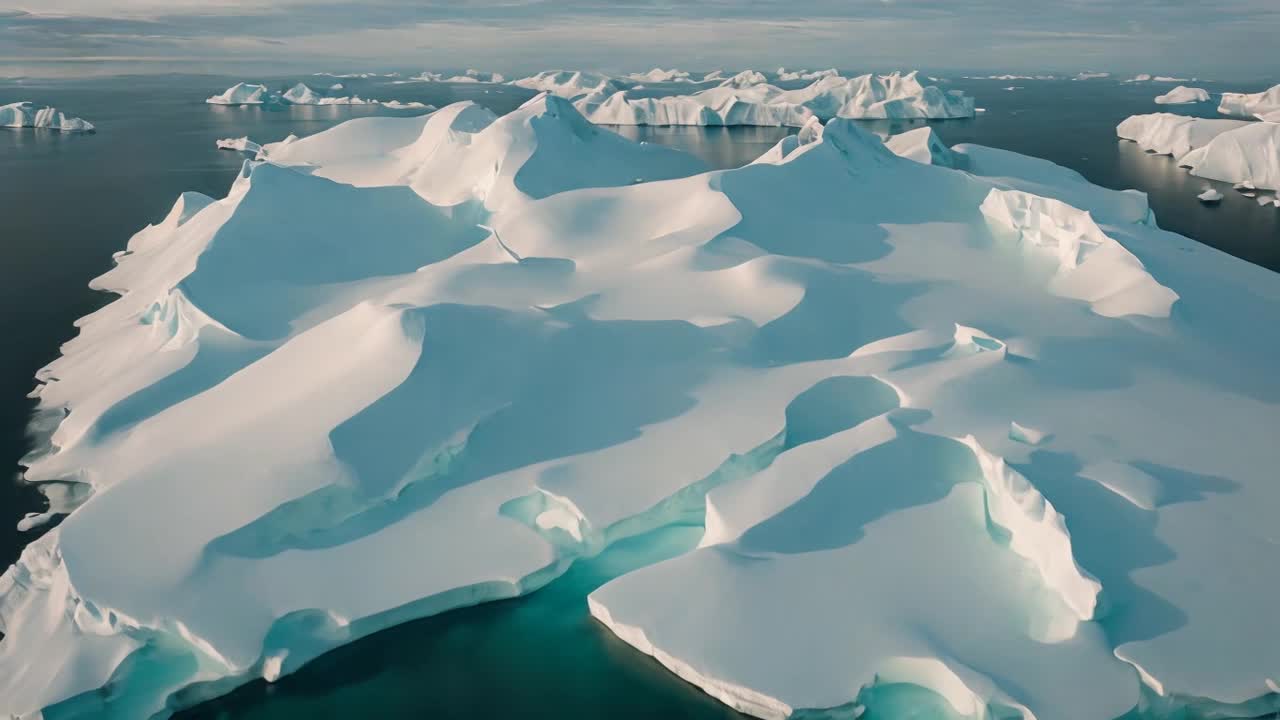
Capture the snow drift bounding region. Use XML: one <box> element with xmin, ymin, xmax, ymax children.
<box><xmin>3</xmin><ymin>93</ymin><xmax>1280</xmax><ymax>720</ymax></box>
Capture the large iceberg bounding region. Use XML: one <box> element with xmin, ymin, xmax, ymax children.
<box><xmin>1218</xmin><ymin>83</ymin><xmax>1280</xmax><ymax>120</ymax></box>
<box><xmin>206</xmin><ymin>82</ymin><xmax>278</xmax><ymax>105</ymax></box>
<box><xmin>575</xmin><ymin>71</ymin><xmax>974</xmax><ymax>127</ymax></box>
<box><xmin>1118</xmin><ymin>112</ymin><xmax>1280</xmax><ymax>190</ymax></box>
<box><xmin>1153</xmin><ymin>86</ymin><xmax>1210</xmax><ymax>105</ymax></box>
<box><xmin>0</xmin><ymin>101</ymin><xmax>94</xmax><ymax>132</ymax></box>
<box><xmin>4</xmin><ymin>92</ymin><xmax>1280</xmax><ymax>720</ymax></box>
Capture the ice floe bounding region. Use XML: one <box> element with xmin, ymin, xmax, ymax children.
<box><xmin>4</xmin><ymin>91</ymin><xmax>1280</xmax><ymax>720</ymax></box>
<box><xmin>0</xmin><ymin>101</ymin><xmax>94</xmax><ymax>132</ymax></box>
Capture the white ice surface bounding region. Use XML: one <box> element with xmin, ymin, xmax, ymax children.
<box><xmin>3</xmin><ymin>92</ymin><xmax>1280</xmax><ymax>720</ymax></box>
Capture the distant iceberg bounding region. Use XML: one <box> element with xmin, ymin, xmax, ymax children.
<box><xmin>575</xmin><ymin>71</ymin><xmax>974</xmax><ymax>126</ymax></box>
<box><xmin>718</xmin><ymin>69</ymin><xmax>769</xmax><ymax>88</ymax></box>
<box><xmin>0</xmin><ymin>101</ymin><xmax>94</xmax><ymax>132</ymax></box>
<box><xmin>1153</xmin><ymin>86</ymin><xmax>1210</xmax><ymax>104</ymax></box>
<box><xmin>410</xmin><ymin>69</ymin><xmax>505</xmax><ymax>83</ymax></box>
<box><xmin>624</xmin><ymin>68</ymin><xmax>701</xmax><ymax>83</ymax></box>
<box><xmin>206</xmin><ymin>82</ymin><xmax>279</xmax><ymax>105</ymax></box>
<box><xmin>1072</xmin><ymin>71</ymin><xmax>1111</xmax><ymax>80</ymax></box>
<box><xmin>509</xmin><ymin>70</ymin><xmax>621</xmax><ymax>97</ymax></box>
<box><xmin>774</xmin><ymin>67</ymin><xmax>841</xmax><ymax>82</ymax></box>
<box><xmin>1218</xmin><ymin>83</ymin><xmax>1280</xmax><ymax>120</ymax></box>
<box><xmin>207</xmin><ymin>82</ymin><xmax>431</xmax><ymax>109</ymax></box>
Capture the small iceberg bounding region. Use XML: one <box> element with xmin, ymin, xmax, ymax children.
<box><xmin>215</xmin><ymin>137</ymin><xmax>262</xmax><ymax>155</ymax></box>
<box><xmin>0</xmin><ymin>101</ymin><xmax>94</xmax><ymax>132</ymax></box>
<box><xmin>1197</xmin><ymin>188</ymin><xmax>1223</xmax><ymax>203</ymax></box>
<box><xmin>1154</xmin><ymin>86</ymin><xmax>1210</xmax><ymax>105</ymax></box>
<box><xmin>207</xmin><ymin>82</ymin><xmax>431</xmax><ymax>110</ymax></box>
<box><xmin>206</xmin><ymin>82</ymin><xmax>278</xmax><ymax>105</ymax></box>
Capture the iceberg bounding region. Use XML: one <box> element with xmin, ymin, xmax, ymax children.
<box><xmin>208</xmin><ymin>82</ymin><xmax>430</xmax><ymax>109</ymax></box>
<box><xmin>1153</xmin><ymin>86</ymin><xmax>1210</xmax><ymax>104</ymax></box>
<box><xmin>774</xmin><ymin>68</ymin><xmax>840</xmax><ymax>82</ymax></box>
<box><xmin>1197</xmin><ymin>188</ymin><xmax>1223</xmax><ymax>203</ymax></box>
<box><xmin>625</xmin><ymin>68</ymin><xmax>696</xmax><ymax>83</ymax></box>
<box><xmin>1072</xmin><ymin>71</ymin><xmax>1111</xmax><ymax>80</ymax></box>
<box><xmin>509</xmin><ymin>70</ymin><xmax>622</xmax><ymax>98</ymax></box>
<box><xmin>4</xmin><ymin>92</ymin><xmax>1280</xmax><ymax>720</ymax></box>
<box><xmin>575</xmin><ymin>71</ymin><xmax>974</xmax><ymax>127</ymax></box>
<box><xmin>1116</xmin><ymin>113</ymin><xmax>1251</xmax><ymax>157</ymax></box>
<box><xmin>215</xmin><ymin>137</ymin><xmax>262</xmax><ymax>154</ymax></box>
<box><xmin>1118</xmin><ymin>113</ymin><xmax>1280</xmax><ymax>191</ymax></box>
<box><xmin>206</xmin><ymin>82</ymin><xmax>279</xmax><ymax>105</ymax></box>
<box><xmin>1218</xmin><ymin>83</ymin><xmax>1280</xmax><ymax>120</ymax></box>
<box><xmin>1179</xmin><ymin>121</ymin><xmax>1280</xmax><ymax>191</ymax></box>
<box><xmin>410</xmin><ymin>69</ymin><xmax>505</xmax><ymax>83</ymax></box>
<box><xmin>718</xmin><ymin>69</ymin><xmax>769</xmax><ymax>88</ymax></box>
<box><xmin>0</xmin><ymin>101</ymin><xmax>94</xmax><ymax>132</ymax></box>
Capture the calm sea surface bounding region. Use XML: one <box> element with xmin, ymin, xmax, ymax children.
<box><xmin>1</xmin><ymin>72</ymin><xmax>1277</xmax><ymax>719</ymax></box>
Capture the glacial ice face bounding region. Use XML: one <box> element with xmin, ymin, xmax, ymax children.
<box><xmin>1118</xmin><ymin>112</ymin><xmax>1280</xmax><ymax>191</ymax></box>
<box><xmin>4</xmin><ymin>94</ymin><xmax>1280</xmax><ymax>720</ymax></box>
<box><xmin>1218</xmin><ymin>83</ymin><xmax>1280</xmax><ymax>120</ymax></box>
<box><xmin>1154</xmin><ymin>86</ymin><xmax>1210</xmax><ymax>105</ymax></box>
<box><xmin>0</xmin><ymin>101</ymin><xmax>94</xmax><ymax>132</ymax></box>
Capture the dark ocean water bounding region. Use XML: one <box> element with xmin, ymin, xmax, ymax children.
<box><xmin>1</xmin><ymin>73</ymin><xmax>1277</xmax><ymax>719</ymax></box>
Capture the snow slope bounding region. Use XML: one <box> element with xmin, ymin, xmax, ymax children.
<box><xmin>3</xmin><ymin>93</ymin><xmax>1280</xmax><ymax>720</ymax></box>
<box><xmin>0</xmin><ymin>101</ymin><xmax>94</xmax><ymax>131</ymax></box>
<box><xmin>1154</xmin><ymin>86</ymin><xmax>1210</xmax><ymax>105</ymax></box>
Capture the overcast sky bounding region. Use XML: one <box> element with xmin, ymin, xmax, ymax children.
<box><xmin>2</xmin><ymin>0</ymin><xmax>1277</xmax><ymax>78</ymax></box>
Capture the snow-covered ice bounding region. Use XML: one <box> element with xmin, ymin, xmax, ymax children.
<box><xmin>1154</xmin><ymin>86</ymin><xmax>1210</xmax><ymax>105</ymax></box>
<box><xmin>3</xmin><ymin>92</ymin><xmax>1280</xmax><ymax>720</ymax></box>
<box><xmin>0</xmin><ymin>101</ymin><xmax>94</xmax><ymax>132</ymax></box>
